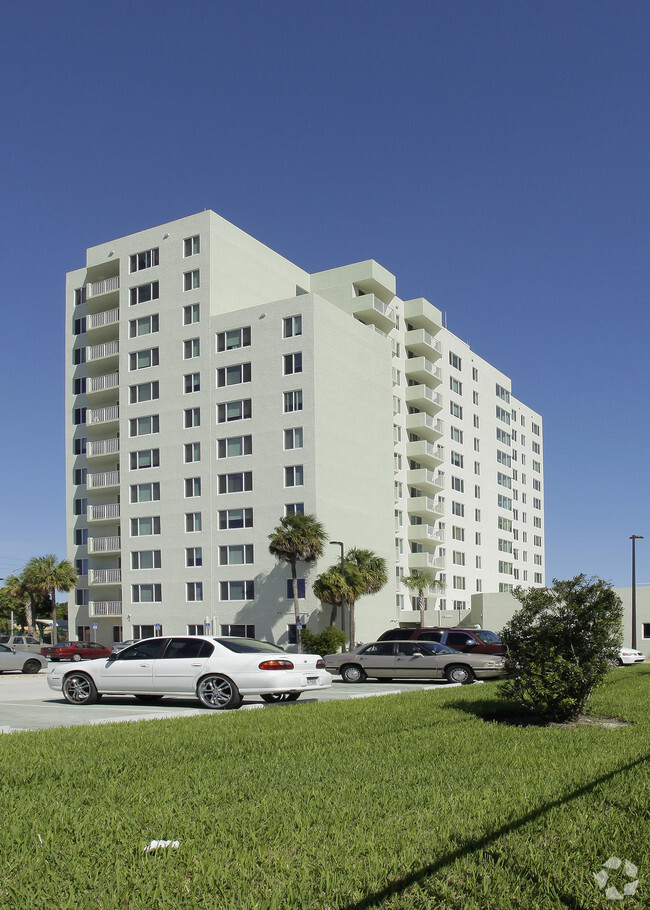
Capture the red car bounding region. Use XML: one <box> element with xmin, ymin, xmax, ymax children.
<box><xmin>40</xmin><ymin>641</ymin><xmax>113</xmax><ymax>662</ymax></box>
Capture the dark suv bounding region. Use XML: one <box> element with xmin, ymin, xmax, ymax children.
<box><xmin>377</xmin><ymin>627</ymin><xmax>504</xmax><ymax>655</ymax></box>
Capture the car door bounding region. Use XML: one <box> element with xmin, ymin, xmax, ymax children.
<box><xmin>0</xmin><ymin>643</ymin><xmax>21</xmax><ymax>672</ymax></box>
<box><xmin>94</xmin><ymin>638</ymin><xmax>167</xmax><ymax>692</ymax></box>
<box><xmin>355</xmin><ymin>643</ymin><xmax>397</xmax><ymax>677</ymax></box>
<box><xmin>394</xmin><ymin>642</ymin><xmax>445</xmax><ymax>679</ymax></box>
<box><xmin>443</xmin><ymin>632</ymin><xmax>477</xmax><ymax>653</ymax></box>
<box><xmin>152</xmin><ymin>638</ymin><xmax>213</xmax><ymax>694</ymax></box>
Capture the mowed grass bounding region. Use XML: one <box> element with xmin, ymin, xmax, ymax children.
<box><xmin>1</xmin><ymin>668</ymin><xmax>649</xmax><ymax>910</ymax></box>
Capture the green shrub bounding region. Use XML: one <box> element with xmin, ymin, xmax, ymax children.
<box><xmin>300</xmin><ymin>624</ymin><xmax>347</xmax><ymax>655</ymax></box>
<box><xmin>500</xmin><ymin>574</ymin><xmax>623</xmax><ymax>722</ymax></box>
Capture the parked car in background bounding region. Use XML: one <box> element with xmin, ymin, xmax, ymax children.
<box><xmin>324</xmin><ymin>640</ymin><xmax>506</xmax><ymax>685</ymax></box>
<box><xmin>0</xmin><ymin>635</ymin><xmax>42</xmax><ymax>654</ymax></box>
<box><xmin>48</xmin><ymin>636</ymin><xmax>331</xmax><ymax>709</ymax></box>
<box><xmin>377</xmin><ymin>627</ymin><xmax>505</xmax><ymax>655</ymax></box>
<box><xmin>0</xmin><ymin>643</ymin><xmax>48</xmax><ymax>674</ymax></box>
<box><xmin>613</xmin><ymin>648</ymin><xmax>646</xmax><ymax>666</ymax></box>
<box><xmin>110</xmin><ymin>639</ymin><xmax>140</xmax><ymax>653</ymax></box>
<box><xmin>41</xmin><ymin>641</ymin><xmax>113</xmax><ymax>662</ymax></box>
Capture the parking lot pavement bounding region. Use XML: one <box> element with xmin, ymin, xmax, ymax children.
<box><xmin>0</xmin><ymin>671</ymin><xmax>476</xmax><ymax>733</ymax></box>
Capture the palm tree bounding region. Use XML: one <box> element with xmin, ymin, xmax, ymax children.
<box><xmin>313</xmin><ymin>568</ymin><xmax>349</xmax><ymax>629</ymax></box>
<box><xmin>22</xmin><ymin>556</ymin><xmax>78</xmax><ymax>645</ymax></box>
<box><xmin>268</xmin><ymin>514</ymin><xmax>327</xmax><ymax>652</ymax></box>
<box><xmin>1</xmin><ymin>574</ymin><xmax>32</xmax><ymax>635</ymax></box>
<box><xmin>343</xmin><ymin>548</ymin><xmax>388</xmax><ymax>646</ymax></box>
<box><xmin>402</xmin><ymin>570</ymin><xmax>445</xmax><ymax>627</ymax></box>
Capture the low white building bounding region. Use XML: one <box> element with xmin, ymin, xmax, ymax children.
<box><xmin>65</xmin><ymin>211</ymin><xmax>545</xmax><ymax>647</ymax></box>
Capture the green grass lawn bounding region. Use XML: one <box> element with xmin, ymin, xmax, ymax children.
<box><xmin>1</xmin><ymin>668</ymin><xmax>648</xmax><ymax>909</ymax></box>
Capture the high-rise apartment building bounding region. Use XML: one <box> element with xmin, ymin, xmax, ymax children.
<box><xmin>65</xmin><ymin>211</ymin><xmax>544</xmax><ymax>647</ymax></box>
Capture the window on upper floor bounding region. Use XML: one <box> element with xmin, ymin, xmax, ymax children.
<box><xmin>129</xmin><ymin>314</ymin><xmax>159</xmax><ymax>337</ymax></box>
<box><xmin>129</xmin><ymin>415</ymin><xmax>159</xmax><ymax>437</ymax></box>
<box><xmin>130</xmin><ymin>449</ymin><xmax>160</xmax><ymax>470</ymax></box>
<box><xmin>216</xmin><ymin>326</ymin><xmax>251</xmax><ymax>351</ymax></box>
<box><xmin>219</xmin><ymin>507</ymin><xmax>253</xmax><ymax>530</ymax></box>
<box><xmin>131</xmin><ymin>516</ymin><xmax>161</xmax><ymax>537</ymax></box>
<box><xmin>183</xmin><ymin>303</ymin><xmax>200</xmax><ymax>325</ymax></box>
<box><xmin>184</xmin><ymin>442</ymin><xmax>201</xmax><ymax>463</ymax></box>
<box><xmin>217</xmin><ymin>363</ymin><xmax>251</xmax><ymax>386</ymax></box>
<box><xmin>283</xmin><ymin>390</ymin><xmax>303</xmax><ymax>413</ymax></box>
<box><xmin>130</xmin><ymin>381</ymin><xmax>159</xmax><ymax>404</ymax></box>
<box><xmin>184</xmin><ymin>407</ymin><xmax>200</xmax><ymax>428</ymax></box>
<box><xmin>184</xmin><ymin>235</ymin><xmax>200</xmax><ymax>257</ymax></box>
<box><xmin>217</xmin><ymin>435</ymin><xmax>252</xmax><ymax>458</ymax></box>
<box><xmin>218</xmin><ymin>471</ymin><xmax>253</xmax><ymax>494</ymax></box>
<box><xmin>219</xmin><ymin>544</ymin><xmax>254</xmax><ymax>566</ymax></box>
<box><xmin>183</xmin><ymin>270</ymin><xmax>200</xmax><ymax>291</ymax></box>
<box><xmin>185</xmin><ymin>512</ymin><xmax>202</xmax><ymax>532</ymax></box>
<box><xmin>183</xmin><ymin>338</ymin><xmax>200</xmax><ymax>359</ymax></box>
<box><xmin>184</xmin><ymin>372</ymin><xmax>200</xmax><ymax>393</ymax></box>
<box><xmin>449</xmin><ymin>352</ymin><xmax>461</xmax><ymax>370</ymax></box>
<box><xmin>130</xmin><ymin>482</ymin><xmax>160</xmax><ymax>503</ymax></box>
<box><xmin>131</xmin><ymin>550</ymin><xmax>162</xmax><ymax>570</ymax></box>
<box><xmin>186</xmin><ymin>547</ymin><xmax>203</xmax><ymax>567</ymax></box>
<box><xmin>129</xmin><ymin>348</ymin><xmax>159</xmax><ymax>371</ymax></box>
<box><xmin>129</xmin><ymin>249</ymin><xmax>159</xmax><ymax>273</ymax></box>
<box><xmin>130</xmin><ymin>281</ymin><xmax>160</xmax><ymax>305</ymax></box>
<box><xmin>217</xmin><ymin>399</ymin><xmax>252</xmax><ymax>423</ymax></box>
<box><xmin>283</xmin><ymin>352</ymin><xmax>302</xmax><ymax>375</ymax></box>
<box><xmin>284</xmin><ymin>427</ymin><xmax>303</xmax><ymax>450</ymax></box>
<box><xmin>283</xmin><ymin>315</ymin><xmax>302</xmax><ymax>338</ymax></box>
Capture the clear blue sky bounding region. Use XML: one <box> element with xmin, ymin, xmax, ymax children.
<box><xmin>1</xmin><ymin>1</ymin><xmax>648</xmax><ymax>589</ymax></box>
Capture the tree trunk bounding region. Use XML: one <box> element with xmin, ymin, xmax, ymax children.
<box><xmin>349</xmin><ymin>600</ymin><xmax>356</xmax><ymax>649</ymax></box>
<box><xmin>25</xmin><ymin>598</ymin><xmax>34</xmax><ymax>637</ymax></box>
<box><xmin>291</xmin><ymin>561</ymin><xmax>302</xmax><ymax>653</ymax></box>
<box><xmin>419</xmin><ymin>589</ymin><xmax>425</xmax><ymax>628</ymax></box>
<box><xmin>51</xmin><ymin>589</ymin><xmax>58</xmax><ymax>645</ymax></box>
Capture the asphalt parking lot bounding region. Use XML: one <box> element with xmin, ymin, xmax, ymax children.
<box><xmin>0</xmin><ymin>669</ymin><xmax>474</xmax><ymax>733</ymax></box>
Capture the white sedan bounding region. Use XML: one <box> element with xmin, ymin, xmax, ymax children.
<box><xmin>0</xmin><ymin>643</ymin><xmax>48</xmax><ymax>674</ymax></box>
<box><xmin>614</xmin><ymin>648</ymin><xmax>646</xmax><ymax>666</ymax></box>
<box><xmin>47</xmin><ymin>636</ymin><xmax>331</xmax><ymax>709</ymax></box>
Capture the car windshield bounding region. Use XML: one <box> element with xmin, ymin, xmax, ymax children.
<box><xmin>0</xmin><ymin>637</ymin><xmax>9</xmax><ymax>644</ymax></box>
<box><xmin>214</xmin><ymin>638</ymin><xmax>285</xmax><ymax>653</ymax></box>
<box><xmin>473</xmin><ymin>630</ymin><xmax>501</xmax><ymax>644</ymax></box>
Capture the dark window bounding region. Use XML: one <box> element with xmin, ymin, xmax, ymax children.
<box><xmin>117</xmin><ymin>639</ymin><xmax>167</xmax><ymax>660</ymax></box>
<box><xmin>359</xmin><ymin>643</ymin><xmax>395</xmax><ymax>656</ymax></box>
<box><xmin>162</xmin><ymin>638</ymin><xmax>213</xmax><ymax>660</ymax></box>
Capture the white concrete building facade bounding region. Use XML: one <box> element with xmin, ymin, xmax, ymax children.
<box><xmin>65</xmin><ymin>211</ymin><xmax>544</xmax><ymax>647</ymax></box>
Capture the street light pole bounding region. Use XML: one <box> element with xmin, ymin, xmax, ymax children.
<box><xmin>330</xmin><ymin>540</ymin><xmax>345</xmax><ymax>644</ymax></box>
<box><xmin>630</xmin><ymin>536</ymin><xmax>643</xmax><ymax>650</ymax></box>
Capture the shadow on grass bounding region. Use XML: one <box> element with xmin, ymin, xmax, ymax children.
<box><xmin>340</xmin><ymin>752</ymin><xmax>650</xmax><ymax>910</ymax></box>
<box><xmin>440</xmin><ymin>695</ymin><xmax>548</xmax><ymax>727</ymax></box>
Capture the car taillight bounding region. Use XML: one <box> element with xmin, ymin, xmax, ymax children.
<box><xmin>258</xmin><ymin>659</ymin><xmax>295</xmax><ymax>670</ymax></box>
<box><xmin>316</xmin><ymin>658</ymin><xmax>326</xmax><ymax>669</ymax></box>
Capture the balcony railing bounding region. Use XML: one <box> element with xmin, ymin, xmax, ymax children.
<box><xmin>88</xmin><ymin>307</ymin><xmax>119</xmax><ymax>330</ymax></box>
<box><xmin>88</xmin><ymin>405</ymin><xmax>119</xmax><ymax>425</ymax></box>
<box><xmin>89</xmin><ymin>568</ymin><xmax>122</xmax><ymax>585</ymax></box>
<box><xmin>87</xmin><ymin>340</ymin><xmax>119</xmax><ymax>362</ymax></box>
<box><xmin>87</xmin><ymin>503</ymin><xmax>120</xmax><ymax>522</ymax></box>
<box><xmin>88</xmin><ymin>373</ymin><xmax>119</xmax><ymax>394</ymax></box>
<box><xmin>87</xmin><ymin>470</ymin><xmax>119</xmax><ymax>490</ymax></box>
<box><xmin>404</xmin><ymin>329</ymin><xmax>442</xmax><ymax>360</ymax></box>
<box><xmin>89</xmin><ymin>600</ymin><xmax>122</xmax><ymax>617</ymax></box>
<box><xmin>87</xmin><ymin>438</ymin><xmax>120</xmax><ymax>459</ymax></box>
<box><xmin>88</xmin><ymin>536</ymin><xmax>121</xmax><ymax>554</ymax></box>
<box><xmin>87</xmin><ymin>276</ymin><xmax>119</xmax><ymax>299</ymax></box>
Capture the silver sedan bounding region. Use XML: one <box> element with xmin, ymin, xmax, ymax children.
<box><xmin>324</xmin><ymin>640</ymin><xmax>507</xmax><ymax>685</ymax></box>
<box><xmin>0</xmin><ymin>643</ymin><xmax>48</xmax><ymax>674</ymax></box>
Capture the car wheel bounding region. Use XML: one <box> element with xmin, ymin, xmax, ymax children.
<box><xmin>260</xmin><ymin>692</ymin><xmax>301</xmax><ymax>703</ymax></box>
<box><xmin>444</xmin><ymin>664</ymin><xmax>475</xmax><ymax>685</ymax></box>
<box><xmin>134</xmin><ymin>694</ymin><xmax>164</xmax><ymax>703</ymax></box>
<box><xmin>22</xmin><ymin>659</ymin><xmax>42</xmax><ymax>674</ymax></box>
<box><xmin>340</xmin><ymin>664</ymin><xmax>367</xmax><ymax>684</ymax></box>
<box><xmin>62</xmin><ymin>672</ymin><xmax>99</xmax><ymax>705</ymax></box>
<box><xmin>614</xmin><ymin>658</ymin><xmax>624</xmax><ymax>667</ymax></box>
<box><xmin>196</xmin><ymin>674</ymin><xmax>243</xmax><ymax>710</ymax></box>
<box><xmin>72</xmin><ymin>654</ymin><xmax>82</xmax><ymax>662</ymax></box>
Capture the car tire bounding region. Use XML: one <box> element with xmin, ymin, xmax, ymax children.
<box><xmin>134</xmin><ymin>694</ymin><xmax>164</xmax><ymax>703</ymax></box>
<box><xmin>614</xmin><ymin>658</ymin><xmax>624</xmax><ymax>667</ymax></box>
<box><xmin>72</xmin><ymin>654</ymin><xmax>82</xmax><ymax>662</ymax></box>
<box><xmin>22</xmin><ymin>659</ymin><xmax>42</xmax><ymax>674</ymax></box>
<box><xmin>444</xmin><ymin>664</ymin><xmax>475</xmax><ymax>685</ymax></box>
<box><xmin>340</xmin><ymin>664</ymin><xmax>367</xmax><ymax>684</ymax></box>
<box><xmin>196</xmin><ymin>674</ymin><xmax>243</xmax><ymax>710</ymax></box>
<box><xmin>260</xmin><ymin>692</ymin><xmax>301</xmax><ymax>703</ymax></box>
<box><xmin>62</xmin><ymin>672</ymin><xmax>99</xmax><ymax>705</ymax></box>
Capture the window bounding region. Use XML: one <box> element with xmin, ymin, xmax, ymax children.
<box><xmin>499</xmin><ymin>561</ymin><xmax>513</xmax><ymax>575</ymax></box>
<box><xmin>217</xmin><ymin>363</ymin><xmax>251</xmax><ymax>386</ymax></box>
<box><xmin>75</xmin><ymin>286</ymin><xmax>87</xmax><ymax>306</ymax></box>
<box><xmin>216</xmin><ymin>327</ymin><xmax>251</xmax><ymax>351</ymax></box>
<box><xmin>131</xmin><ymin>550</ymin><xmax>162</xmax><ymax>570</ymax></box>
<box><xmin>73</xmin><ymin>437</ymin><xmax>87</xmax><ymax>455</ymax></box>
<box><xmin>183</xmin><ymin>270</ymin><xmax>200</xmax><ymax>291</ymax></box>
<box><xmin>185</xmin><ymin>512</ymin><xmax>202</xmax><ymax>532</ymax></box>
<box><xmin>284</xmin><ymin>503</ymin><xmax>304</xmax><ymax>516</ymax></box>
<box><xmin>285</xmin><ymin>465</ymin><xmax>304</xmax><ymax>487</ymax></box>
<box><xmin>450</xmin><ymin>401</ymin><xmax>463</xmax><ymax>419</ymax></box>
<box><xmin>284</xmin><ymin>427</ymin><xmax>303</xmax><ymax>450</ymax></box>
<box><xmin>130</xmin><ymin>449</ymin><xmax>160</xmax><ymax>470</ymax></box>
<box><xmin>184</xmin><ymin>338</ymin><xmax>200</xmax><ymax>359</ymax></box>
<box><xmin>129</xmin><ymin>314</ymin><xmax>159</xmax><ymax>337</ymax></box>
<box><xmin>498</xmin><ymin>539</ymin><xmax>513</xmax><ymax>553</ymax></box>
<box><xmin>219</xmin><ymin>544</ymin><xmax>254</xmax><ymax>565</ymax></box>
<box><xmin>474</xmin><ymin>461</ymin><xmax>480</xmax><ymax>475</ymax></box>
<box><xmin>497</xmin><ymin>450</ymin><xmax>512</xmax><ymax>467</ymax></box>
<box><xmin>472</xmin><ymin>391</ymin><xmax>479</xmax><ymax>405</ymax></box>
<box><xmin>183</xmin><ymin>303</ymin><xmax>200</xmax><ymax>325</ymax></box>
<box><xmin>218</xmin><ymin>471</ymin><xmax>253</xmax><ymax>493</ymax></box>
<box><xmin>283</xmin><ymin>352</ymin><xmax>302</xmax><ymax>375</ymax></box>
<box><xmin>451</xmin><ymin>427</ymin><xmax>463</xmax><ymax>443</ymax></box>
<box><xmin>450</xmin><ymin>378</ymin><xmax>462</xmax><ymax>395</ymax></box>
<box><xmin>283</xmin><ymin>390</ymin><xmax>303</xmax><ymax>413</ymax></box>
<box><xmin>130</xmin><ymin>415</ymin><xmax>159</xmax><ymax>436</ymax></box>
<box><xmin>451</xmin><ymin>501</ymin><xmax>464</xmax><ymax>517</ymax></box>
<box><xmin>73</xmin><ymin>347</ymin><xmax>86</xmax><ymax>364</ymax></box>
<box><xmin>452</xmin><ymin>526</ymin><xmax>465</xmax><ymax>541</ymax></box>
<box><xmin>498</xmin><ymin>494</ymin><xmax>512</xmax><ymax>510</ymax></box>
<box><xmin>452</xmin><ymin>576</ymin><xmax>466</xmax><ymax>590</ymax></box>
<box><xmin>129</xmin><ymin>348</ymin><xmax>159</xmax><ymax>370</ymax></box>
<box><xmin>496</xmin><ymin>406</ymin><xmax>511</xmax><ymax>425</ymax></box>
<box><xmin>452</xmin><ymin>551</ymin><xmax>465</xmax><ymax>566</ymax></box>
<box><xmin>184</xmin><ymin>442</ymin><xmax>201</xmax><ymax>463</ymax></box>
<box><xmin>184</xmin><ymin>372</ymin><xmax>200</xmax><ymax>393</ymax></box>
<box><xmin>497</xmin><ymin>472</ymin><xmax>512</xmax><ymax>489</ymax></box>
<box><xmin>129</xmin><ymin>248</ymin><xmax>159</xmax><ymax>272</ymax></box>
<box><xmin>496</xmin><ymin>428</ymin><xmax>511</xmax><ymax>446</ymax></box>
<box><xmin>533</xmin><ymin>497</ymin><xmax>542</xmax><ymax>510</ymax></box>
<box><xmin>532</xmin><ymin>441</ymin><xmax>541</xmax><ymax>454</ymax></box>
<box><xmin>130</xmin><ymin>482</ymin><xmax>160</xmax><ymax>503</ymax></box>
<box><xmin>184</xmin><ymin>235</ymin><xmax>200</xmax><ymax>257</ymax></box>
<box><xmin>73</xmin><ymin>317</ymin><xmax>86</xmax><ymax>335</ymax></box>
<box><xmin>73</xmin><ymin>408</ymin><xmax>87</xmax><ymax>425</ymax></box>
<box><xmin>533</xmin><ymin>460</ymin><xmax>541</xmax><ymax>473</ymax></box>
<box><xmin>220</xmin><ymin>580</ymin><xmax>255</xmax><ymax>601</ymax></box>
<box><xmin>451</xmin><ymin>477</ymin><xmax>464</xmax><ymax>492</ymax></box>
<box><xmin>217</xmin><ymin>435</ymin><xmax>252</xmax><ymax>458</ymax></box>
<box><xmin>221</xmin><ymin>623</ymin><xmax>256</xmax><ymax>637</ymax></box>
<box><xmin>283</xmin><ymin>315</ymin><xmax>302</xmax><ymax>338</ymax></box>
<box><xmin>287</xmin><ymin>579</ymin><xmax>306</xmax><ymax>599</ymax></box>
<box><xmin>449</xmin><ymin>352</ymin><xmax>461</xmax><ymax>370</ymax></box>
<box><xmin>186</xmin><ymin>582</ymin><xmax>203</xmax><ymax>602</ymax></box>
<box><xmin>532</xmin><ymin>422</ymin><xmax>541</xmax><ymax>436</ymax></box>
<box><xmin>188</xmin><ymin>624</ymin><xmax>205</xmax><ymax>636</ymax></box>
<box><xmin>131</xmin><ymin>516</ymin><xmax>161</xmax><ymax>537</ymax></box>
<box><xmin>498</xmin><ymin>517</ymin><xmax>513</xmax><ymax>532</ymax></box>
<box><xmin>184</xmin><ymin>407</ymin><xmax>200</xmax><ymax>428</ymax></box>
<box><xmin>496</xmin><ymin>383</ymin><xmax>511</xmax><ymax>403</ymax></box>
<box><xmin>219</xmin><ymin>507</ymin><xmax>253</xmax><ymax>529</ymax></box>
<box><xmin>129</xmin><ymin>381</ymin><xmax>159</xmax><ymax>403</ymax></box>
<box><xmin>186</xmin><ymin>547</ymin><xmax>203</xmax><ymax>567</ymax></box>
<box><xmin>74</xmin><ymin>528</ymin><xmax>89</xmax><ymax>545</ymax></box>
<box><xmin>534</xmin><ymin>573</ymin><xmax>543</xmax><ymax>584</ymax></box>
<box><xmin>129</xmin><ymin>281</ymin><xmax>160</xmax><ymax>305</ymax></box>
<box><xmin>217</xmin><ymin>399</ymin><xmax>252</xmax><ymax>423</ymax></box>
<box><xmin>132</xmin><ymin>584</ymin><xmax>162</xmax><ymax>603</ymax></box>
<box><xmin>185</xmin><ymin>477</ymin><xmax>202</xmax><ymax>497</ymax></box>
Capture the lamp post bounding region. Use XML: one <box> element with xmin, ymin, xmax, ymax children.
<box><xmin>630</xmin><ymin>535</ymin><xmax>643</xmax><ymax>650</ymax></box>
<box><xmin>330</xmin><ymin>541</ymin><xmax>345</xmax><ymax>643</ymax></box>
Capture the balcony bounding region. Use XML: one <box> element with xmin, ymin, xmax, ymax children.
<box><xmin>406</xmin><ymin>440</ymin><xmax>444</xmax><ymax>470</ymax></box>
<box><xmin>405</xmin><ymin>412</ymin><xmax>444</xmax><ymax>443</ymax></box>
<box><xmin>404</xmin><ymin>297</ymin><xmax>443</xmax><ymax>335</ymax></box>
<box><xmin>89</xmin><ymin>600</ymin><xmax>122</xmax><ymax>618</ymax></box>
<box><xmin>405</xmin><ymin>384</ymin><xmax>442</xmax><ymax>416</ymax></box>
<box><xmin>408</xmin><ymin>496</ymin><xmax>445</xmax><ymax>519</ymax></box>
<box><xmin>87</xmin><ymin>276</ymin><xmax>119</xmax><ymax>300</ymax></box>
<box><xmin>405</xmin><ymin>356</ymin><xmax>442</xmax><ymax>388</ymax></box>
<box><xmin>87</xmin><ymin>405</ymin><xmax>119</xmax><ymax>427</ymax></box>
<box><xmin>87</xmin><ymin>470</ymin><xmax>119</xmax><ymax>491</ymax></box>
<box><xmin>89</xmin><ymin>568</ymin><xmax>122</xmax><ymax>586</ymax></box>
<box><xmin>343</xmin><ymin>293</ymin><xmax>396</xmax><ymax>333</ymax></box>
<box><xmin>87</xmin><ymin>502</ymin><xmax>120</xmax><ymax>523</ymax></box>
<box><xmin>88</xmin><ymin>535</ymin><xmax>121</xmax><ymax>554</ymax></box>
<box><xmin>87</xmin><ymin>372</ymin><xmax>119</xmax><ymax>397</ymax></box>
<box><xmin>407</xmin><ymin>468</ymin><xmax>445</xmax><ymax>497</ymax></box>
<box><xmin>404</xmin><ymin>329</ymin><xmax>442</xmax><ymax>361</ymax></box>
<box><xmin>87</xmin><ymin>437</ymin><xmax>120</xmax><ymax>460</ymax></box>
<box><xmin>86</xmin><ymin>307</ymin><xmax>119</xmax><ymax>343</ymax></box>
<box><xmin>408</xmin><ymin>524</ymin><xmax>445</xmax><ymax>551</ymax></box>
<box><xmin>409</xmin><ymin>552</ymin><xmax>445</xmax><ymax>572</ymax></box>
<box><xmin>87</xmin><ymin>340</ymin><xmax>119</xmax><ymax>366</ymax></box>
